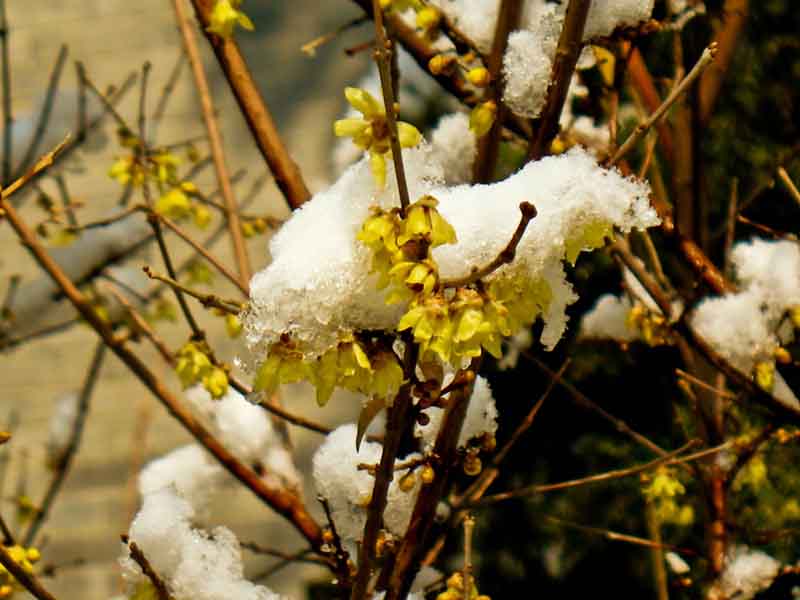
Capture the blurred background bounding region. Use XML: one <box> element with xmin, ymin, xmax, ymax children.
<box><xmin>1</xmin><ymin>1</ymin><xmax>373</xmax><ymax>597</ymax></box>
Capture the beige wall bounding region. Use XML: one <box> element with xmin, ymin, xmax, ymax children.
<box><xmin>1</xmin><ymin>2</ymin><xmax>370</xmax><ymax>598</ymax></box>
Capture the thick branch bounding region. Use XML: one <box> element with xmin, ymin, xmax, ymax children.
<box><xmin>172</xmin><ymin>0</ymin><xmax>252</xmax><ymax>284</ymax></box>
<box><xmin>384</xmin><ymin>363</ymin><xmax>478</xmax><ymax>600</ymax></box>
<box><xmin>473</xmin><ymin>0</ymin><xmax>523</xmax><ymax>183</ymax></box>
<box><xmin>698</xmin><ymin>0</ymin><xmax>748</xmax><ymax>125</ymax></box>
<box><xmin>528</xmin><ymin>0</ymin><xmax>592</xmax><ymax>161</ymax></box>
<box><xmin>188</xmin><ymin>0</ymin><xmax>310</xmax><ymax>210</ymax></box>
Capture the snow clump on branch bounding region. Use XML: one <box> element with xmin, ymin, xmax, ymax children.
<box><xmin>121</xmin><ymin>387</ymin><xmax>296</xmax><ymax>600</ymax></box>
<box><xmin>430</xmin><ymin>0</ymin><xmax>654</xmax><ymax>119</ymax></box>
<box><xmin>312</xmin><ymin>424</ymin><xmax>422</xmax><ymax>541</ymax></box>
<box><xmin>244</xmin><ymin>144</ymin><xmax>657</xmax><ymax>368</ymax></box>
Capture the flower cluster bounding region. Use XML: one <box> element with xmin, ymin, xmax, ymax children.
<box><xmin>175</xmin><ymin>341</ymin><xmax>229</xmax><ymax>399</ymax></box>
<box><xmin>109</xmin><ymin>133</ymin><xmax>212</xmax><ymax>229</ymax></box>
<box><xmin>642</xmin><ymin>466</ymin><xmax>695</xmax><ymax>526</ymax></box>
<box><xmin>254</xmin><ymin>334</ymin><xmax>404</xmax><ymax>406</ymax></box>
<box><xmin>436</xmin><ymin>571</ymin><xmax>490</xmax><ymax>600</ymax></box>
<box><xmin>334</xmin><ymin>87</ymin><xmax>422</xmax><ymax>188</ymax></box>
<box><xmin>0</xmin><ymin>545</ymin><xmax>41</xmax><ymax>598</ymax></box>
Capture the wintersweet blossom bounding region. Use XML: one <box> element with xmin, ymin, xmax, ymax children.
<box><xmin>206</xmin><ymin>0</ymin><xmax>254</xmax><ymax>39</ymax></box>
<box><xmin>244</xmin><ymin>145</ymin><xmax>656</xmax><ymax>382</ymax></box>
<box><xmin>334</xmin><ymin>87</ymin><xmax>422</xmax><ymax>188</ymax></box>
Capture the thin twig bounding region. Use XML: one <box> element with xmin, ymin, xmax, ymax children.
<box><xmin>610</xmin><ymin>43</ymin><xmax>718</xmax><ymax>166</ymax></box>
<box><xmin>546</xmin><ymin>515</ymin><xmax>698</xmax><ymax>556</ymax></box>
<box><xmin>151</xmin><ymin>50</ymin><xmax>187</xmax><ymax>142</ymax></box>
<box><xmin>475</xmin><ymin>440</ymin><xmax>717</xmax><ymax>506</ymax></box>
<box><xmin>156</xmin><ymin>211</ymin><xmax>249</xmax><ymax>296</ymax></box>
<box><xmin>528</xmin><ymin>0</ymin><xmax>592</xmax><ymax>160</ymax></box>
<box><xmin>16</xmin><ymin>45</ymin><xmax>68</xmax><ymax>176</ymax></box>
<box><xmin>23</xmin><ymin>342</ymin><xmax>106</xmax><ymax>546</ymax></box>
<box><xmin>371</xmin><ymin>0</ymin><xmax>411</xmax><ymax>212</ymax></box>
<box><xmin>0</xmin><ymin>0</ymin><xmax>11</xmax><ymax>184</ymax></box>
<box><xmin>123</xmin><ymin>537</ymin><xmax>171</xmax><ymax>600</ymax></box>
<box><xmin>777</xmin><ymin>166</ymin><xmax>800</xmax><ymax>208</ymax></box>
<box><xmin>350</xmin><ymin>345</ymin><xmax>418</xmax><ymax>600</ymax></box>
<box><xmin>0</xmin><ymin>512</ymin><xmax>13</xmax><ymax>544</ymax></box>
<box><xmin>172</xmin><ymin>0</ymin><xmax>252</xmax><ymax>285</ymax></box>
<box><xmin>525</xmin><ymin>353</ymin><xmax>670</xmax><ymax>458</ymax></box>
<box><xmin>302</xmin><ymin>16</ymin><xmax>368</xmax><ymax>56</ymax></box>
<box><xmin>442</xmin><ymin>202</ymin><xmax>537</xmax><ymax>287</ymax></box>
<box><xmin>142</xmin><ymin>266</ymin><xmax>243</xmax><ymax>314</ymax></box>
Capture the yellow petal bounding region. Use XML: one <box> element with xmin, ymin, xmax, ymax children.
<box><xmin>334</xmin><ymin>118</ymin><xmax>369</xmax><ymax>138</ymax></box>
<box><xmin>369</xmin><ymin>151</ymin><xmax>387</xmax><ymax>189</ymax></box>
<box><xmin>345</xmin><ymin>87</ymin><xmax>384</xmax><ymax>119</ymax></box>
<box><xmin>397</xmin><ymin>122</ymin><xmax>422</xmax><ymax>148</ymax></box>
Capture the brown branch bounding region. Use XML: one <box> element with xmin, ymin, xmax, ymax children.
<box><xmin>172</xmin><ymin>0</ymin><xmax>252</xmax><ymax>284</ymax></box>
<box><xmin>384</xmin><ymin>361</ymin><xmax>479</xmax><ymax>600</ymax></box>
<box><xmin>142</xmin><ymin>266</ymin><xmax>243</xmax><ymax>314</ymax></box>
<box><xmin>476</xmin><ymin>440</ymin><xmax>714</xmax><ymax>506</ymax></box>
<box><xmin>777</xmin><ymin>166</ymin><xmax>800</xmax><ymax>208</ymax></box>
<box><xmin>0</xmin><ymin>543</ymin><xmax>58</xmax><ymax>600</ymax></box>
<box><xmin>525</xmin><ymin>353</ymin><xmax>671</xmax><ymax>458</ymax></box>
<box><xmin>371</xmin><ymin>0</ymin><xmax>411</xmax><ymax>212</ymax></box>
<box><xmin>123</xmin><ymin>537</ymin><xmax>171</xmax><ymax>600</ymax></box>
<box><xmin>23</xmin><ymin>342</ymin><xmax>106</xmax><ymax>546</ymax></box>
<box><xmin>625</xmin><ymin>46</ymin><xmax>675</xmax><ymax>164</ymax></box>
<box><xmin>698</xmin><ymin>0</ymin><xmax>748</xmax><ymax>125</ymax></box>
<box><xmin>0</xmin><ymin>0</ymin><xmax>10</xmax><ymax>185</ymax></box>
<box><xmin>0</xmin><ymin>146</ymin><xmax>324</xmax><ymax>551</ymax></box>
<box><xmin>473</xmin><ymin>0</ymin><xmax>523</xmax><ymax>183</ymax></box>
<box><xmin>546</xmin><ymin>515</ymin><xmax>699</xmax><ymax>556</ymax></box>
<box><xmin>528</xmin><ymin>0</ymin><xmax>592</xmax><ymax>161</ymax></box>
<box><xmin>188</xmin><ymin>0</ymin><xmax>310</xmax><ymax>210</ymax></box>
<box><xmin>15</xmin><ymin>45</ymin><xmax>68</xmax><ymax>177</ymax></box>
<box><xmin>610</xmin><ymin>43</ymin><xmax>718</xmax><ymax>166</ymax></box>
<box><xmin>350</xmin><ymin>340</ymin><xmax>418</xmax><ymax>600</ymax></box>
<box><xmin>156</xmin><ymin>211</ymin><xmax>249</xmax><ymax>296</ymax></box>
<box><xmin>442</xmin><ymin>202</ymin><xmax>537</xmax><ymax>288</ymax></box>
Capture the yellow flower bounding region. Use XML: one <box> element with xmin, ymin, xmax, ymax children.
<box><xmin>155</xmin><ymin>188</ymin><xmax>192</xmax><ymax>221</ymax></box>
<box><xmin>254</xmin><ymin>339</ymin><xmax>308</xmax><ymax>396</ymax></box>
<box><xmin>150</xmin><ymin>150</ymin><xmax>181</xmax><ymax>184</ymax></box>
<box><xmin>202</xmin><ymin>366</ymin><xmax>229</xmax><ymax>399</ymax></box>
<box><xmin>1</xmin><ymin>543</ymin><xmax>42</xmax><ymax>594</ymax></box>
<box><xmin>398</xmin><ymin>195</ymin><xmax>457</xmax><ymax>248</ymax></box>
<box><xmin>334</xmin><ymin>87</ymin><xmax>422</xmax><ymax>188</ymax></box>
<box><xmin>379</xmin><ymin>0</ymin><xmax>422</xmax><ymax>12</ymax></box>
<box><xmin>175</xmin><ymin>342</ymin><xmax>213</xmax><ymax>389</ymax></box>
<box><xmin>466</xmin><ymin>67</ymin><xmax>491</xmax><ymax>87</ymax></box>
<box><xmin>192</xmin><ymin>203</ymin><xmax>212</xmax><ymax>229</ymax></box>
<box><xmin>207</xmin><ymin>0</ymin><xmax>254</xmax><ymax>38</ymax></box>
<box><xmin>469</xmin><ymin>100</ymin><xmax>496</xmax><ymax>137</ymax></box>
<box><xmin>755</xmin><ymin>361</ymin><xmax>775</xmax><ymax>392</ymax></box>
<box><xmin>564</xmin><ymin>220</ymin><xmax>613</xmax><ymax>264</ymax></box>
<box><xmin>185</xmin><ymin>260</ymin><xmax>214</xmax><ymax>286</ymax></box>
<box><xmin>225</xmin><ymin>314</ymin><xmax>243</xmax><ymax>338</ymax></box>
<box><xmin>108</xmin><ymin>155</ymin><xmax>144</xmax><ymax>187</ymax></box>
<box><xmin>428</xmin><ymin>54</ymin><xmax>457</xmax><ymax>76</ymax></box>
